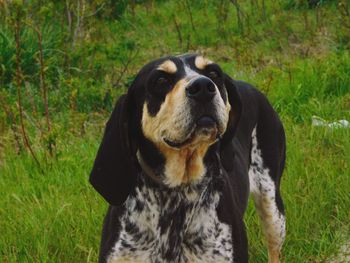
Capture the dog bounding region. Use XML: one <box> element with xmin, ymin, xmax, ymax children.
<box><xmin>90</xmin><ymin>54</ymin><xmax>286</xmax><ymax>263</ymax></box>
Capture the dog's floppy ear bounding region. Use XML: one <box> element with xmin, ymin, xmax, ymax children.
<box><xmin>90</xmin><ymin>93</ymin><xmax>137</xmax><ymax>206</ymax></box>
<box><xmin>220</xmin><ymin>74</ymin><xmax>242</xmax><ymax>171</ymax></box>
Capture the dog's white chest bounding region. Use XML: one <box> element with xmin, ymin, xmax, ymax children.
<box><xmin>107</xmin><ymin>182</ymin><xmax>233</xmax><ymax>263</ymax></box>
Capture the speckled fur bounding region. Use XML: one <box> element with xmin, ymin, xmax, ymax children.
<box><xmin>107</xmin><ymin>168</ymin><xmax>233</xmax><ymax>263</ymax></box>
<box><xmin>249</xmin><ymin>127</ymin><xmax>286</xmax><ymax>262</ymax></box>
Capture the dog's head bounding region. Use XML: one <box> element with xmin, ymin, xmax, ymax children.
<box><xmin>142</xmin><ymin>55</ymin><xmax>230</xmax><ymax>149</ymax></box>
<box><xmin>90</xmin><ymin>54</ymin><xmax>241</xmax><ymax>205</ymax></box>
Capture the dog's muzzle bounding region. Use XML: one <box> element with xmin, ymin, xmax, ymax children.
<box><xmin>163</xmin><ymin>77</ymin><xmax>223</xmax><ymax>149</ymax></box>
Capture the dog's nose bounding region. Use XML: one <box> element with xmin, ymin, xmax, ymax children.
<box><xmin>186</xmin><ymin>77</ymin><xmax>216</xmax><ymax>102</ymax></box>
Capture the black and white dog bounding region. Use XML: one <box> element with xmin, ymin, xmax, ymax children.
<box><xmin>90</xmin><ymin>54</ymin><xmax>286</xmax><ymax>263</ymax></box>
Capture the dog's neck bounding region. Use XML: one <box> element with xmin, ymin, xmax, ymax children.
<box><xmin>136</xmin><ymin>150</ymin><xmax>165</xmax><ymax>185</ymax></box>
<box><xmin>137</xmin><ymin>141</ymin><xmax>220</xmax><ymax>188</ymax></box>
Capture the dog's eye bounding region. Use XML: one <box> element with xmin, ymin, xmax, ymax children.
<box><xmin>205</xmin><ymin>64</ymin><xmax>223</xmax><ymax>81</ymax></box>
<box><xmin>208</xmin><ymin>71</ymin><xmax>219</xmax><ymax>79</ymax></box>
<box><xmin>156</xmin><ymin>77</ymin><xmax>168</xmax><ymax>85</ymax></box>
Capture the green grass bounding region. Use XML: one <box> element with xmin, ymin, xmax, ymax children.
<box><xmin>1</xmin><ymin>0</ymin><xmax>350</xmax><ymax>262</ymax></box>
<box><xmin>0</xmin><ymin>134</ymin><xmax>105</xmax><ymax>262</ymax></box>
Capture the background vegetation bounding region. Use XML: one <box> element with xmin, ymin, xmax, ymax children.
<box><xmin>0</xmin><ymin>0</ymin><xmax>349</xmax><ymax>262</ymax></box>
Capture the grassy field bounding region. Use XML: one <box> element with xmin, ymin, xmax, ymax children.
<box><xmin>1</xmin><ymin>0</ymin><xmax>350</xmax><ymax>262</ymax></box>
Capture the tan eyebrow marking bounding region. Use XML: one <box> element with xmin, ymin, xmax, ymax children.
<box><xmin>157</xmin><ymin>60</ymin><xmax>177</xmax><ymax>74</ymax></box>
<box><xmin>194</xmin><ymin>55</ymin><xmax>213</xmax><ymax>70</ymax></box>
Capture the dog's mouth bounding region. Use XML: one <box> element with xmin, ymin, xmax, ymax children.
<box><xmin>163</xmin><ymin>116</ymin><xmax>219</xmax><ymax>149</ymax></box>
